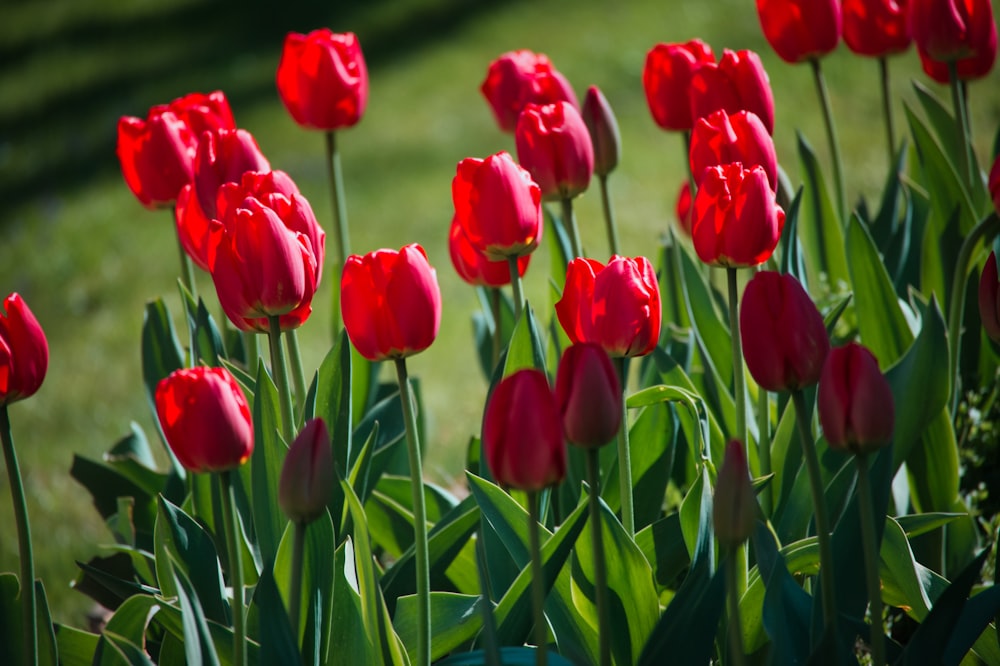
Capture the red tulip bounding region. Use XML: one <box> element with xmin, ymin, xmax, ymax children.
<box><xmin>691</xmin><ymin>163</ymin><xmax>786</xmax><ymax>268</ymax></box>
<box><xmin>818</xmin><ymin>343</ymin><xmax>895</xmax><ymax>454</ymax></box>
<box><xmin>909</xmin><ymin>0</ymin><xmax>996</xmax><ymax>63</ymax></box>
<box><xmin>0</xmin><ymin>294</ymin><xmax>48</xmax><ymax>406</ymax></box>
<box><xmin>555</xmin><ymin>343</ymin><xmax>622</xmax><ymax>448</ymax></box>
<box><xmin>279</xmin><ymin>418</ymin><xmax>333</xmax><ymax>524</ymax></box>
<box><xmin>341</xmin><ymin>244</ymin><xmax>442</xmax><ymax>361</ymax></box>
<box><xmin>581</xmin><ymin>86</ymin><xmax>621</xmax><ymax>177</ymax></box>
<box><xmin>449</xmin><ymin>216</ymin><xmax>530</xmax><ymax>288</ymax></box>
<box><xmin>979</xmin><ymin>251</ymin><xmax>1000</xmax><ymax>342</ymax></box>
<box><xmin>483</xmin><ymin>369</ymin><xmax>565</xmax><ymax>491</ymax></box>
<box><xmin>166</xmin><ymin>91</ymin><xmax>236</xmax><ymax>137</ymax></box>
<box><xmin>675</xmin><ymin>181</ymin><xmax>694</xmax><ymax>238</ymax></box>
<box><xmin>689</xmin><ymin>109</ymin><xmax>778</xmax><ymax>191</ymax></box>
<box><xmin>756</xmin><ymin>0</ymin><xmax>843</xmax><ymax>63</ymax></box>
<box><xmin>452</xmin><ymin>152</ymin><xmax>543</xmax><ymax>260</ymax></box>
<box><xmin>843</xmin><ymin>0</ymin><xmax>912</xmax><ymax>57</ymax></box>
<box><xmin>916</xmin><ymin>34</ymin><xmax>996</xmax><ymax>81</ymax></box>
<box><xmin>689</xmin><ymin>49</ymin><xmax>776</xmax><ymax>135</ymax></box>
<box><xmin>555</xmin><ymin>255</ymin><xmax>662</xmax><ymax>358</ymax></box>
<box><xmin>713</xmin><ymin>440</ymin><xmax>757</xmax><ymax>548</ymax></box>
<box><xmin>643</xmin><ymin>40</ymin><xmax>716</xmax><ymax>131</ymax></box>
<box><xmin>740</xmin><ymin>271</ymin><xmax>830</xmax><ymax>392</ymax></box>
<box><xmin>990</xmin><ymin>155</ymin><xmax>1000</xmax><ymax>215</ymax></box>
<box><xmin>515</xmin><ymin>102</ymin><xmax>594</xmax><ymax>201</ymax></box>
<box><xmin>481</xmin><ymin>50</ymin><xmax>579</xmax><ymax>133</ymax></box>
<box><xmin>277</xmin><ymin>30</ymin><xmax>368</xmax><ymax>131</ymax></box>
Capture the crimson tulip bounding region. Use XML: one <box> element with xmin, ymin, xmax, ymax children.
<box><xmin>193</xmin><ymin>129</ymin><xmax>270</xmax><ymax>221</ymax></box>
<box><xmin>990</xmin><ymin>155</ymin><xmax>1000</xmax><ymax>215</ymax></box>
<box><xmin>979</xmin><ymin>251</ymin><xmax>1000</xmax><ymax>343</ymax></box>
<box><xmin>689</xmin><ymin>49</ymin><xmax>776</xmax><ymax>135</ymax></box>
<box><xmin>909</xmin><ymin>0</ymin><xmax>996</xmax><ymax>63</ymax></box>
<box><xmin>155</xmin><ymin>366</ymin><xmax>254</xmax><ymax>473</ymax></box>
<box><xmin>756</xmin><ymin>0</ymin><xmax>843</xmax><ymax>63</ymax></box>
<box><xmin>452</xmin><ymin>152</ymin><xmax>543</xmax><ymax>260</ymax></box>
<box><xmin>689</xmin><ymin>109</ymin><xmax>778</xmax><ymax>191</ymax></box>
<box><xmin>481</xmin><ymin>50</ymin><xmax>578</xmax><ymax>133</ymax></box>
<box><xmin>555</xmin><ymin>343</ymin><xmax>622</xmax><ymax>448</ymax></box>
<box><xmin>279</xmin><ymin>418</ymin><xmax>333</xmax><ymax>524</ymax></box>
<box><xmin>691</xmin><ymin>163</ymin><xmax>786</xmax><ymax>268</ymax></box>
<box><xmin>515</xmin><ymin>102</ymin><xmax>594</xmax><ymax>201</ymax></box>
<box><xmin>0</xmin><ymin>294</ymin><xmax>48</xmax><ymax>406</ymax></box>
<box><xmin>581</xmin><ymin>86</ymin><xmax>621</xmax><ymax>177</ymax></box>
<box><xmin>713</xmin><ymin>440</ymin><xmax>757</xmax><ymax>548</ymax></box>
<box><xmin>818</xmin><ymin>343</ymin><xmax>895</xmax><ymax>454</ymax></box>
<box><xmin>843</xmin><ymin>0</ymin><xmax>912</xmax><ymax>57</ymax></box>
<box><xmin>675</xmin><ymin>181</ymin><xmax>694</xmax><ymax>238</ymax></box>
<box><xmin>555</xmin><ymin>255</ymin><xmax>662</xmax><ymax>358</ymax></box>
<box><xmin>166</xmin><ymin>91</ymin><xmax>236</xmax><ymax>137</ymax></box>
<box><xmin>341</xmin><ymin>244</ymin><xmax>442</xmax><ymax>362</ymax></box>
<box><xmin>277</xmin><ymin>29</ymin><xmax>368</xmax><ymax>131</ymax></box>
<box><xmin>483</xmin><ymin>369</ymin><xmax>565</xmax><ymax>491</ymax></box>
<box><xmin>917</xmin><ymin>36</ymin><xmax>996</xmax><ymax>82</ymax></box>
<box><xmin>449</xmin><ymin>216</ymin><xmax>530</xmax><ymax>288</ymax></box>
<box><xmin>643</xmin><ymin>39</ymin><xmax>716</xmax><ymax>131</ymax></box>
<box><xmin>740</xmin><ymin>271</ymin><xmax>830</xmax><ymax>392</ymax></box>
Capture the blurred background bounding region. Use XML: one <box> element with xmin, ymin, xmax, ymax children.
<box><xmin>1</xmin><ymin>0</ymin><xmax>998</xmax><ymax>624</ymax></box>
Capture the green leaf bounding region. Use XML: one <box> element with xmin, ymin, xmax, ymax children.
<box><xmin>250</xmin><ymin>360</ymin><xmax>289</xmax><ymax>564</ymax></box>
<box><xmin>678</xmin><ymin>247</ymin><xmax>733</xmax><ymax>395</ymax></box>
<box><xmin>252</xmin><ymin>560</ymin><xmax>301</xmax><ymax>666</ymax></box>
<box><xmin>101</xmin><ymin>631</ymin><xmax>156</xmax><ymax>665</ymax></box>
<box><xmin>329</xmin><ymin>540</ymin><xmax>380</xmax><ymax>665</ymax></box>
<box><xmin>315</xmin><ymin>331</ymin><xmax>353</xmax><ymax>476</ymax></box>
<box><xmin>753</xmin><ymin>522</ymin><xmax>813</xmax><ymax>664</ymax></box>
<box><xmin>394</xmin><ymin>593</ymin><xmax>482</xmax><ymax>662</ymax></box>
<box><xmin>70</xmin><ymin>455</ymin><xmax>158</xmax><ymax>550</ymax></box>
<box><xmin>436</xmin><ymin>646</ymin><xmax>576</xmax><ymax>666</ymax></box>
<box><xmin>169</xmin><ymin>555</ymin><xmax>221</xmax><ymax>666</ymax></box>
<box><xmin>636</xmin><ymin>512</ymin><xmax>690</xmax><ymax>590</ymax></box>
<box><xmin>141</xmin><ymin>298</ymin><xmax>187</xmax><ymax>476</ymax></box>
<box><xmin>502</xmin><ymin>303</ymin><xmax>547</xmax><ymax>377</ymax></box>
<box><xmin>679</xmin><ymin>465</ymin><xmax>714</xmax><ymax>567</ymax></box>
<box><xmin>797</xmin><ymin>132</ymin><xmax>850</xmax><ymax>288</ymax></box>
<box><xmin>778</xmin><ymin>187</ymin><xmax>808</xmax><ymax>286</ymax></box>
<box><xmin>0</xmin><ymin>575</ymin><xmax>58</xmax><ymax>666</ymax></box>
<box><xmin>95</xmin><ymin>595</ymin><xmax>162</xmax><ymax>666</ymax></box>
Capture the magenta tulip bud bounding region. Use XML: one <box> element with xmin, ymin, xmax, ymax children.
<box><xmin>555</xmin><ymin>343</ymin><xmax>622</xmax><ymax>448</ymax></box>
<box><xmin>279</xmin><ymin>418</ymin><xmax>334</xmax><ymax>524</ymax></box>
<box><xmin>713</xmin><ymin>440</ymin><xmax>757</xmax><ymax>549</ymax></box>
<box><xmin>818</xmin><ymin>343</ymin><xmax>895</xmax><ymax>455</ymax></box>
<box><xmin>581</xmin><ymin>86</ymin><xmax>621</xmax><ymax>177</ymax></box>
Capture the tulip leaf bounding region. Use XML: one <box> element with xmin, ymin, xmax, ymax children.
<box><xmin>250</xmin><ymin>559</ymin><xmax>300</xmax><ymax>666</ymax></box>
<box><xmin>166</xmin><ymin>555</ymin><xmax>221</xmax><ymax>666</ymax></box>
<box><xmin>796</xmin><ymin>132</ymin><xmax>850</xmax><ymax>289</ymax></box>
<box><xmin>70</xmin><ymin>454</ymin><xmax>158</xmax><ymax>551</ymax></box>
<box><xmin>54</xmin><ymin>624</ymin><xmax>100</xmax><ymax>666</ymax></box>
<box><xmin>778</xmin><ymin>187</ymin><xmax>808</xmax><ymax>286</ymax></box>
<box><xmin>141</xmin><ymin>298</ymin><xmax>186</xmax><ymax>475</ymax></box>
<box><xmin>315</xmin><ymin>330</ymin><xmax>353</xmax><ymax>476</ymax></box>
<box><xmin>394</xmin><ymin>592</ymin><xmax>482</xmax><ymax>661</ymax></box>
<box><xmin>475</xmin><ymin>286</ymin><xmax>517</xmax><ymax>380</ymax></box>
<box><xmin>101</xmin><ymin>632</ymin><xmax>156</xmax><ymax>666</ymax></box>
<box><xmin>436</xmin><ymin>646</ymin><xmax>576</xmax><ymax>665</ymax></box>
<box><xmin>329</xmin><ymin>540</ymin><xmax>380</xmax><ymax>666</ymax></box>
<box><xmin>753</xmin><ymin>522</ymin><xmax>814</xmax><ymax>664</ymax></box>
<box><xmin>0</xmin><ymin>575</ymin><xmax>58</xmax><ymax>666</ymax></box>
<box><xmin>635</xmin><ymin>511</ymin><xmax>689</xmax><ymax>590</ymax></box>
<box><xmin>502</xmin><ymin>303</ymin><xmax>547</xmax><ymax>377</ymax></box>
<box><xmin>250</xmin><ymin>360</ymin><xmax>289</xmax><ymax>564</ymax></box>
<box><xmin>678</xmin><ymin>464</ymin><xmax>714</xmax><ymax>569</ymax></box>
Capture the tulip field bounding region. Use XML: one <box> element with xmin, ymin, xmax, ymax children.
<box><xmin>3</xmin><ymin>0</ymin><xmax>1000</xmax><ymax>664</ymax></box>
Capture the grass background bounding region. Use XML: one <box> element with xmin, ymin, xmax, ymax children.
<box><xmin>1</xmin><ymin>0</ymin><xmax>998</xmax><ymax>624</ymax></box>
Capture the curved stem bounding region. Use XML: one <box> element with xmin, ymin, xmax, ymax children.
<box><xmin>508</xmin><ymin>256</ymin><xmax>525</xmax><ymax>322</ymax></box>
<box><xmin>288</xmin><ymin>521</ymin><xmax>307</xmax><ymax>642</ymax></box>
<box><xmin>790</xmin><ymin>390</ymin><xmax>838</xmax><ymax>633</ymax></box>
<box><xmin>726</xmin><ymin>547</ymin><xmax>747</xmax><ymax>666</ymax></box>
<box><xmin>810</xmin><ymin>58</ymin><xmax>847</xmax><ymax>223</ymax></box>
<box><xmin>561</xmin><ymin>197</ymin><xmax>583</xmax><ymax>259</ymax></box>
<box><xmin>948</xmin><ymin>62</ymin><xmax>973</xmax><ymax>187</ymax></box>
<box><xmin>615</xmin><ymin>357</ymin><xmax>635</xmax><ymax>537</ymax></box>
<box><xmin>878</xmin><ymin>57</ymin><xmax>896</xmax><ymax>169</ymax></box>
<box><xmin>394</xmin><ymin>358</ymin><xmax>431</xmax><ymax>666</ymax></box>
<box><xmin>284</xmin><ymin>328</ymin><xmax>307</xmax><ymax>415</ymax></box>
<box><xmin>727</xmin><ymin>268</ymin><xmax>747</xmax><ymax>446</ymax></box>
<box><xmin>267</xmin><ymin>317</ymin><xmax>295</xmax><ymax>444</ymax></box>
<box><xmin>326</xmin><ymin>131</ymin><xmax>350</xmax><ymax>336</ymax></box>
<box><xmin>527</xmin><ymin>491</ymin><xmax>548</xmax><ymax>666</ymax></box>
<box><xmin>598</xmin><ymin>175</ymin><xmax>620</xmax><ymax>257</ymax></box>
<box><xmin>586</xmin><ymin>449</ymin><xmax>611</xmax><ymax>666</ymax></box>
<box><xmin>856</xmin><ymin>454</ymin><xmax>886</xmax><ymax>666</ymax></box>
<box><xmin>220</xmin><ymin>471</ymin><xmax>246</xmax><ymax>666</ymax></box>
<box><xmin>1</xmin><ymin>406</ymin><xmax>36</xmax><ymax>666</ymax></box>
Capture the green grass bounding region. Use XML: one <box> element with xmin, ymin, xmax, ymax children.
<box><xmin>1</xmin><ymin>0</ymin><xmax>998</xmax><ymax>625</ymax></box>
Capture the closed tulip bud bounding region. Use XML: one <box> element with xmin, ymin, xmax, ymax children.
<box><xmin>481</xmin><ymin>50</ymin><xmax>579</xmax><ymax>133</ymax></box>
<box><xmin>843</xmin><ymin>0</ymin><xmax>912</xmax><ymax>57</ymax></box>
<box><xmin>713</xmin><ymin>440</ymin><xmax>757</xmax><ymax>549</ymax></box>
<box><xmin>155</xmin><ymin>367</ymin><xmax>253</xmax><ymax>473</ymax></box>
<box><xmin>675</xmin><ymin>181</ymin><xmax>694</xmax><ymax>238</ymax></box>
<box><xmin>690</xmin><ymin>109</ymin><xmax>778</xmax><ymax>191</ymax></box>
<box><xmin>643</xmin><ymin>40</ymin><xmax>716</xmax><ymax>131</ymax></box>
<box><xmin>556</xmin><ymin>255</ymin><xmax>662</xmax><ymax>358</ymax></box>
<box><xmin>691</xmin><ymin>163</ymin><xmax>786</xmax><ymax>268</ymax></box>
<box><xmin>555</xmin><ymin>343</ymin><xmax>622</xmax><ymax>448</ymax></box>
<box><xmin>452</xmin><ymin>152</ymin><xmax>543</xmax><ymax>260</ymax></box>
<box><xmin>740</xmin><ymin>271</ymin><xmax>830</xmax><ymax>392</ymax></box>
<box><xmin>449</xmin><ymin>216</ymin><xmax>530</xmax><ymax>288</ymax></box>
<box><xmin>277</xmin><ymin>30</ymin><xmax>368</xmax><ymax>131</ymax></box>
<box><xmin>979</xmin><ymin>251</ymin><xmax>1000</xmax><ymax>342</ymax></box>
<box><xmin>279</xmin><ymin>418</ymin><xmax>333</xmax><ymax>524</ymax></box>
<box><xmin>909</xmin><ymin>0</ymin><xmax>996</xmax><ymax>64</ymax></box>
<box><xmin>581</xmin><ymin>86</ymin><xmax>621</xmax><ymax>177</ymax></box>
<box><xmin>818</xmin><ymin>343</ymin><xmax>895</xmax><ymax>454</ymax></box>
<box><xmin>483</xmin><ymin>369</ymin><xmax>565</xmax><ymax>491</ymax></box>
<box><xmin>690</xmin><ymin>49</ymin><xmax>776</xmax><ymax>135</ymax></box>
<box><xmin>0</xmin><ymin>293</ymin><xmax>48</xmax><ymax>406</ymax></box>
<box><xmin>341</xmin><ymin>244</ymin><xmax>442</xmax><ymax>361</ymax></box>
<box><xmin>756</xmin><ymin>0</ymin><xmax>843</xmax><ymax>63</ymax></box>
<box><xmin>515</xmin><ymin>102</ymin><xmax>594</xmax><ymax>201</ymax></box>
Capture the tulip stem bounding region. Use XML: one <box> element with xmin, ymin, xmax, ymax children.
<box><xmin>726</xmin><ymin>268</ymin><xmax>747</xmax><ymax>447</ymax></box>
<box><xmin>220</xmin><ymin>470</ymin><xmax>246</xmax><ymax>666</ymax></box>
<box><xmin>176</xmin><ymin>227</ymin><xmax>197</xmax><ymax>300</ymax></box>
<box><xmin>285</xmin><ymin>328</ymin><xmax>307</xmax><ymax>417</ymax></box>
<box><xmin>490</xmin><ymin>287</ymin><xmax>502</xmax><ymax>370</ymax></box>
<box><xmin>878</xmin><ymin>57</ymin><xmax>896</xmax><ymax>169</ymax></box>
<box><xmin>267</xmin><ymin>317</ymin><xmax>295</xmax><ymax>444</ymax></box>
<box><xmin>614</xmin><ymin>357</ymin><xmax>635</xmax><ymax>538</ymax></box>
<box><xmin>810</xmin><ymin>58</ymin><xmax>847</xmax><ymax>224</ymax></box>
<box><xmin>586</xmin><ymin>448</ymin><xmax>611</xmax><ymax>666</ymax></box>
<box><xmin>856</xmin><ymin>454</ymin><xmax>886</xmax><ymax>666</ymax></box>
<box><xmin>243</xmin><ymin>331</ymin><xmax>259</xmax><ymax>372</ymax></box>
<box><xmin>1</xmin><ymin>406</ymin><xmax>37</xmax><ymax>666</ymax></box>
<box><xmin>948</xmin><ymin>62</ymin><xmax>973</xmax><ymax>187</ymax></box>
<box><xmin>288</xmin><ymin>520</ymin><xmax>306</xmax><ymax>643</ymax></box>
<box><xmin>725</xmin><ymin>547</ymin><xmax>747</xmax><ymax>666</ymax></box>
<box><xmin>527</xmin><ymin>491</ymin><xmax>548</xmax><ymax>666</ymax></box>
<box><xmin>508</xmin><ymin>257</ymin><xmax>525</xmax><ymax>322</ymax></box>
<box><xmin>790</xmin><ymin>389</ymin><xmax>838</xmax><ymax>634</ymax></box>
<box><xmin>598</xmin><ymin>176</ymin><xmax>620</xmax><ymax>257</ymax></box>
<box><xmin>561</xmin><ymin>197</ymin><xmax>583</xmax><ymax>259</ymax></box>
<box><xmin>394</xmin><ymin>358</ymin><xmax>431</xmax><ymax>666</ymax></box>
<box><xmin>757</xmin><ymin>388</ymin><xmax>772</xmax><ymax>516</ymax></box>
<box><xmin>326</xmin><ymin>130</ymin><xmax>351</xmax><ymax>337</ymax></box>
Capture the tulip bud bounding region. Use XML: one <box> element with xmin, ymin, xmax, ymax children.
<box><xmin>979</xmin><ymin>251</ymin><xmax>1000</xmax><ymax>343</ymax></box>
<box><xmin>909</xmin><ymin>0</ymin><xmax>996</xmax><ymax>65</ymax></box>
<box><xmin>818</xmin><ymin>343</ymin><xmax>895</xmax><ymax>455</ymax></box>
<box><xmin>689</xmin><ymin>109</ymin><xmax>778</xmax><ymax>191</ymax></box>
<box><xmin>555</xmin><ymin>343</ymin><xmax>622</xmax><ymax>448</ymax></box>
<box><xmin>449</xmin><ymin>216</ymin><xmax>530</xmax><ymax>288</ymax></box>
<box><xmin>713</xmin><ymin>440</ymin><xmax>758</xmax><ymax>549</ymax></box>
<box><xmin>483</xmin><ymin>369</ymin><xmax>565</xmax><ymax>491</ymax></box>
<box><xmin>643</xmin><ymin>40</ymin><xmax>716</xmax><ymax>131</ymax></box>
<box><xmin>515</xmin><ymin>102</ymin><xmax>594</xmax><ymax>201</ymax></box>
<box><xmin>277</xmin><ymin>30</ymin><xmax>368</xmax><ymax>131</ymax></box>
<box><xmin>689</xmin><ymin>49</ymin><xmax>775</xmax><ymax>135</ymax></box>
<box><xmin>279</xmin><ymin>419</ymin><xmax>334</xmax><ymax>524</ymax></box>
<box><xmin>842</xmin><ymin>0</ymin><xmax>912</xmax><ymax>57</ymax></box>
<box><xmin>756</xmin><ymin>0</ymin><xmax>842</xmax><ymax>63</ymax></box>
<box><xmin>581</xmin><ymin>86</ymin><xmax>621</xmax><ymax>177</ymax></box>
<box><xmin>481</xmin><ymin>50</ymin><xmax>579</xmax><ymax>133</ymax></box>
<box><xmin>0</xmin><ymin>293</ymin><xmax>49</xmax><ymax>406</ymax></box>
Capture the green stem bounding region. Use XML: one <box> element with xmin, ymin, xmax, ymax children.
<box><xmin>176</xmin><ymin>226</ymin><xmax>197</xmax><ymax>299</ymax></box>
<box><xmin>586</xmin><ymin>449</ymin><xmax>611</xmax><ymax>666</ymax></box>
<box><xmin>267</xmin><ymin>317</ymin><xmax>295</xmax><ymax>444</ymax></box>
<box><xmin>856</xmin><ymin>454</ymin><xmax>886</xmax><ymax>666</ymax></box>
<box><xmin>220</xmin><ymin>471</ymin><xmax>246</xmax><ymax>666</ymax></box>
<box><xmin>727</xmin><ymin>267</ymin><xmax>747</xmax><ymax>446</ymax></box>
<box><xmin>288</xmin><ymin>521</ymin><xmax>307</xmax><ymax>642</ymax></box>
<box><xmin>508</xmin><ymin>256</ymin><xmax>525</xmax><ymax>322</ymax></box>
<box><xmin>878</xmin><ymin>57</ymin><xmax>896</xmax><ymax>169</ymax></box>
<box><xmin>1</xmin><ymin>406</ymin><xmax>36</xmax><ymax>666</ymax></box>
<box><xmin>394</xmin><ymin>358</ymin><xmax>431</xmax><ymax>666</ymax></box>
<box><xmin>757</xmin><ymin>387</ymin><xmax>772</xmax><ymax>516</ymax></box>
<box><xmin>726</xmin><ymin>548</ymin><xmax>747</xmax><ymax>666</ymax></box>
<box><xmin>615</xmin><ymin>357</ymin><xmax>635</xmax><ymax>537</ymax></box>
<box><xmin>598</xmin><ymin>175</ymin><xmax>620</xmax><ymax>256</ymax></box>
<box><xmin>285</xmin><ymin>328</ymin><xmax>307</xmax><ymax>416</ymax></box>
<box><xmin>490</xmin><ymin>287</ymin><xmax>502</xmax><ymax>370</ymax></box>
<box><xmin>561</xmin><ymin>197</ymin><xmax>583</xmax><ymax>259</ymax></box>
<box><xmin>474</xmin><ymin>536</ymin><xmax>502</xmax><ymax>666</ymax></box>
<box><xmin>810</xmin><ymin>58</ymin><xmax>847</xmax><ymax>223</ymax></box>
<box><xmin>790</xmin><ymin>390</ymin><xmax>838</xmax><ymax>633</ymax></box>
<box><xmin>527</xmin><ymin>491</ymin><xmax>548</xmax><ymax>666</ymax></box>
<box><xmin>948</xmin><ymin>62</ymin><xmax>973</xmax><ymax>187</ymax></box>
<box><xmin>326</xmin><ymin>131</ymin><xmax>350</xmax><ymax>337</ymax></box>
<box><xmin>243</xmin><ymin>331</ymin><xmax>259</xmax><ymax>372</ymax></box>
<box><xmin>683</xmin><ymin>130</ymin><xmax>695</xmax><ymax>197</ymax></box>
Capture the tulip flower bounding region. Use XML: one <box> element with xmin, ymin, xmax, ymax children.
<box><xmin>689</xmin><ymin>109</ymin><xmax>778</xmax><ymax>191</ymax></box>
<box><xmin>675</xmin><ymin>181</ymin><xmax>694</xmax><ymax>238</ymax></box>
<box><xmin>0</xmin><ymin>293</ymin><xmax>48</xmax><ymax>406</ymax></box>
<box><xmin>991</xmin><ymin>156</ymin><xmax>1000</xmax><ymax>215</ymax></box>
<box><xmin>917</xmin><ymin>39</ymin><xmax>997</xmax><ymax>82</ymax></box>
<box><xmin>643</xmin><ymin>39</ymin><xmax>716</xmax><ymax>131</ymax></box>
<box><xmin>691</xmin><ymin>163</ymin><xmax>786</xmax><ymax>268</ymax></box>
<box><xmin>481</xmin><ymin>50</ymin><xmax>578</xmax><ymax>133</ymax></box>
<box><xmin>842</xmin><ymin>0</ymin><xmax>912</xmax><ymax>57</ymax></box>
<box><xmin>818</xmin><ymin>343</ymin><xmax>895</xmax><ymax>454</ymax></box>
<box><xmin>515</xmin><ymin>102</ymin><xmax>595</xmax><ymax>201</ymax></box>
<box><xmin>689</xmin><ymin>49</ymin><xmax>776</xmax><ymax>135</ymax></box>
<box><xmin>909</xmin><ymin>0</ymin><xmax>996</xmax><ymax>63</ymax></box>
<box><xmin>740</xmin><ymin>271</ymin><xmax>830</xmax><ymax>392</ymax></box>
<box><xmin>279</xmin><ymin>418</ymin><xmax>333</xmax><ymax>525</ymax></box>
<box><xmin>713</xmin><ymin>439</ymin><xmax>757</xmax><ymax>549</ymax></box>
<box><xmin>556</xmin><ymin>255</ymin><xmax>662</xmax><ymax>358</ymax></box>
<box><xmin>155</xmin><ymin>366</ymin><xmax>254</xmax><ymax>473</ymax></box>
<box><xmin>581</xmin><ymin>86</ymin><xmax>621</xmax><ymax>178</ymax></box>
<box><xmin>555</xmin><ymin>343</ymin><xmax>622</xmax><ymax>448</ymax></box>
<box><xmin>756</xmin><ymin>0</ymin><xmax>843</xmax><ymax>63</ymax></box>
<box><xmin>166</xmin><ymin>90</ymin><xmax>236</xmax><ymax>137</ymax></box>
<box><xmin>341</xmin><ymin>244</ymin><xmax>442</xmax><ymax>362</ymax></box>
<box><xmin>277</xmin><ymin>30</ymin><xmax>368</xmax><ymax>131</ymax></box>
<box><xmin>979</xmin><ymin>251</ymin><xmax>1000</xmax><ymax>343</ymax></box>
<box><xmin>449</xmin><ymin>216</ymin><xmax>529</xmax><ymax>288</ymax></box>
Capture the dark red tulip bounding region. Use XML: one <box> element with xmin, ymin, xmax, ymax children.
<box><xmin>843</xmin><ymin>0</ymin><xmax>912</xmax><ymax>57</ymax></box>
<box><xmin>818</xmin><ymin>343</ymin><xmax>895</xmax><ymax>454</ymax></box>
<box><xmin>581</xmin><ymin>86</ymin><xmax>621</xmax><ymax>177</ymax></box>
<box><xmin>279</xmin><ymin>418</ymin><xmax>334</xmax><ymax>524</ymax></box>
<box><xmin>0</xmin><ymin>293</ymin><xmax>48</xmax><ymax>406</ymax></box>
<box><xmin>555</xmin><ymin>343</ymin><xmax>622</xmax><ymax>448</ymax></box>
<box><xmin>756</xmin><ymin>0</ymin><xmax>843</xmax><ymax>63</ymax></box>
<box><xmin>909</xmin><ymin>0</ymin><xmax>996</xmax><ymax>64</ymax></box>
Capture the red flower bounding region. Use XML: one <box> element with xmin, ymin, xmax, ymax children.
<box><xmin>917</xmin><ymin>34</ymin><xmax>996</xmax><ymax>82</ymax></box>
<box><xmin>279</xmin><ymin>418</ymin><xmax>333</xmax><ymax>524</ymax></box>
<box><xmin>690</xmin><ymin>49</ymin><xmax>776</xmax><ymax>135</ymax></box>
<box><xmin>452</xmin><ymin>152</ymin><xmax>543</xmax><ymax>260</ymax></box>
<box><xmin>979</xmin><ymin>251</ymin><xmax>1000</xmax><ymax>343</ymax></box>
<box><xmin>483</xmin><ymin>369</ymin><xmax>565</xmax><ymax>491</ymax></box>
<box><xmin>277</xmin><ymin>30</ymin><xmax>368</xmax><ymax>131</ymax></box>
<box><xmin>555</xmin><ymin>343</ymin><xmax>622</xmax><ymax>448</ymax></box>
<box><xmin>515</xmin><ymin>102</ymin><xmax>594</xmax><ymax>201</ymax></box>
<box><xmin>643</xmin><ymin>39</ymin><xmax>716</xmax><ymax>131</ymax></box>
<box><xmin>675</xmin><ymin>181</ymin><xmax>694</xmax><ymax>238</ymax></box>
<box><xmin>713</xmin><ymin>440</ymin><xmax>757</xmax><ymax>548</ymax></box>
<box><xmin>740</xmin><ymin>271</ymin><xmax>830</xmax><ymax>392</ymax></box>
<box><xmin>449</xmin><ymin>216</ymin><xmax>530</xmax><ymax>288</ymax></box>
<box><xmin>0</xmin><ymin>293</ymin><xmax>48</xmax><ymax>406</ymax></box>
<box><xmin>818</xmin><ymin>343</ymin><xmax>895</xmax><ymax>454</ymax></box>
<box><xmin>481</xmin><ymin>50</ymin><xmax>578</xmax><ymax>133</ymax></box>
<box><xmin>341</xmin><ymin>244</ymin><xmax>442</xmax><ymax>361</ymax></box>
<box><xmin>555</xmin><ymin>255</ymin><xmax>662</xmax><ymax>358</ymax></box>
<box><xmin>155</xmin><ymin>366</ymin><xmax>253</xmax><ymax>473</ymax></box>
<box><xmin>909</xmin><ymin>0</ymin><xmax>996</xmax><ymax>63</ymax></box>
<box><xmin>691</xmin><ymin>163</ymin><xmax>785</xmax><ymax>268</ymax></box>
<box><xmin>167</xmin><ymin>91</ymin><xmax>236</xmax><ymax>137</ymax></box>
<box><xmin>581</xmin><ymin>86</ymin><xmax>621</xmax><ymax>177</ymax></box>
<box><xmin>991</xmin><ymin>155</ymin><xmax>1000</xmax><ymax>215</ymax></box>
<box><xmin>689</xmin><ymin>109</ymin><xmax>778</xmax><ymax>191</ymax></box>
<box><xmin>843</xmin><ymin>0</ymin><xmax>912</xmax><ymax>57</ymax></box>
<box><xmin>756</xmin><ymin>0</ymin><xmax>843</xmax><ymax>63</ymax></box>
